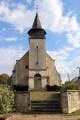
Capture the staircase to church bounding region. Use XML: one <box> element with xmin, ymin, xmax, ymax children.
<box><xmin>31</xmin><ymin>100</ymin><xmax>62</xmax><ymax>113</ymax></box>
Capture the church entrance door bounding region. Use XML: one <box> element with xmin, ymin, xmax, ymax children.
<box><xmin>34</xmin><ymin>74</ymin><xmax>42</xmax><ymax>90</ymax></box>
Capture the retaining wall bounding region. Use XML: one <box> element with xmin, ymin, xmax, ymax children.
<box><xmin>14</xmin><ymin>91</ymin><xmax>31</xmax><ymax>112</ymax></box>
<box><xmin>61</xmin><ymin>90</ymin><xmax>80</xmax><ymax>113</ymax></box>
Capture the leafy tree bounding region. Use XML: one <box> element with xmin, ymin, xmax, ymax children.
<box><xmin>0</xmin><ymin>84</ymin><xmax>14</xmax><ymax>113</ymax></box>
<box><xmin>0</xmin><ymin>73</ymin><xmax>9</xmax><ymax>85</ymax></box>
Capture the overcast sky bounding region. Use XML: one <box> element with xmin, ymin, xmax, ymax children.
<box><xmin>0</xmin><ymin>0</ymin><xmax>80</xmax><ymax>83</ymax></box>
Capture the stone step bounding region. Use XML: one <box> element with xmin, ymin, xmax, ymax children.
<box><xmin>31</xmin><ymin>101</ymin><xmax>61</xmax><ymax>106</ymax></box>
<box><xmin>31</xmin><ymin>102</ymin><xmax>60</xmax><ymax>106</ymax></box>
<box><xmin>31</xmin><ymin>106</ymin><xmax>60</xmax><ymax>109</ymax></box>
<box><xmin>31</xmin><ymin>100</ymin><xmax>59</xmax><ymax>103</ymax></box>
<box><xmin>31</xmin><ymin>109</ymin><xmax>61</xmax><ymax>113</ymax></box>
<box><xmin>31</xmin><ymin>103</ymin><xmax>60</xmax><ymax>106</ymax></box>
<box><xmin>31</xmin><ymin>100</ymin><xmax>62</xmax><ymax>113</ymax></box>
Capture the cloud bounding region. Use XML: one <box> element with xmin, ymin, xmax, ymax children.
<box><xmin>0</xmin><ymin>0</ymin><xmax>80</xmax><ymax>82</ymax></box>
<box><xmin>26</xmin><ymin>0</ymin><xmax>32</xmax><ymax>4</ymax></box>
<box><xmin>2</xmin><ymin>28</ymin><xmax>6</xmax><ymax>32</ymax></box>
<box><xmin>0</xmin><ymin>46</ymin><xmax>26</xmax><ymax>75</ymax></box>
<box><xmin>34</xmin><ymin>0</ymin><xmax>80</xmax><ymax>49</ymax></box>
<box><xmin>47</xmin><ymin>49</ymin><xmax>69</xmax><ymax>61</ymax></box>
<box><xmin>63</xmin><ymin>47</ymin><xmax>74</xmax><ymax>51</ymax></box>
<box><xmin>67</xmin><ymin>31</ymin><xmax>80</xmax><ymax>48</ymax></box>
<box><xmin>47</xmin><ymin>49</ymin><xmax>70</xmax><ymax>79</ymax></box>
<box><xmin>0</xmin><ymin>0</ymin><xmax>79</xmax><ymax>33</ymax></box>
<box><xmin>4</xmin><ymin>37</ymin><xmax>17</xmax><ymax>41</ymax></box>
<box><xmin>34</xmin><ymin>0</ymin><xmax>79</xmax><ymax>32</ymax></box>
<box><xmin>35</xmin><ymin>0</ymin><xmax>63</xmax><ymax>31</ymax></box>
<box><xmin>0</xmin><ymin>28</ymin><xmax>6</xmax><ymax>34</ymax></box>
<box><xmin>47</xmin><ymin>49</ymin><xmax>80</xmax><ymax>83</ymax></box>
<box><xmin>0</xmin><ymin>0</ymin><xmax>80</xmax><ymax>47</ymax></box>
<box><xmin>0</xmin><ymin>1</ymin><xmax>76</xmax><ymax>32</ymax></box>
<box><xmin>0</xmin><ymin>36</ymin><xmax>2</xmax><ymax>41</ymax></box>
<box><xmin>0</xmin><ymin>1</ymin><xmax>35</xmax><ymax>32</ymax></box>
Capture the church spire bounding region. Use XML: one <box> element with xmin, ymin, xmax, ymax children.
<box><xmin>28</xmin><ymin>12</ymin><xmax>46</xmax><ymax>38</ymax></box>
<box><xmin>32</xmin><ymin>12</ymin><xmax>42</xmax><ymax>29</ymax></box>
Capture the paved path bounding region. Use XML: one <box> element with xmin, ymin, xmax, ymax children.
<box><xmin>5</xmin><ymin>114</ymin><xmax>80</xmax><ymax>120</ymax></box>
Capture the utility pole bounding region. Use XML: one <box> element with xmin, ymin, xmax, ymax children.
<box><xmin>76</xmin><ymin>67</ymin><xmax>80</xmax><ymax>77</ymax></box>
<box><xmin>68</xmin><ymin>73</ymin><xmax>70</xmax><ymax>81</ymax></box>
<box><xmin>76</xmin><ymin>67</ymin><xmax>80</xmax><ymax>86</ymax></box>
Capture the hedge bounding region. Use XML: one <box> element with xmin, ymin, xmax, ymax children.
<box><xmin>46</xmin><ymin>85</ymin><xmax>61</xmax><ymax>91</ymax></box>
<box><xmin>13</xmin><ymin>85</ymin><xmax>29</xmax><ymax>91</ymax></box>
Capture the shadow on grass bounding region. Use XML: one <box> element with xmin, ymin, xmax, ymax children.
<box><xmin>47</xmin><ymin>92</ymin><xmax>61</xmax><ymax>101</ymax></box>
<box><xmin>31</xmin><ymin>92</ymin><xmax>61</xmax><ymax>101</ymax></box>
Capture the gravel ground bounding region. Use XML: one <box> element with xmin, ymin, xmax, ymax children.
<box><xmin>3</xmin><ymin>114</ymin><xmax>80</xmax><ymax>120</ymax></box>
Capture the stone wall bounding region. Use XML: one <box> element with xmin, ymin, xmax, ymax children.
<box><xmin>15</xmin><ymin>52</ymin><xmax>29</xmax><ymax>85</ymax></box>
<box><xmin>12</xmin><ymin>46</ymin><xmax>62</xmax><ymax>89</ymax></box>
<box><xmin>29</xmin><ymin>70</ymin><xmax>47</xmax><ymax>90</ymax></box>
<box><xmin>61</xmin><ymin>90</ymin><xmax>80</xmax><ymax>113</ymax></box>
<box><xmin>29</xmin><ymin>38</ymin><xmax>46</xmax><ymax>69</ymax></box>
<box><xmin>46</xmin><ymin>53</ymin><xmax>61</xmax><ymax>86</ymax></box>
<box><xmin>14</xmin><ymin>91</ymin><xmax>31</xmax><ymax>113</ymax></box>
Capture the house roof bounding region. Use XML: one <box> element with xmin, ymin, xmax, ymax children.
<box><xmin>71</xmin><ymin>77</ymin><xmax>78</xmax><ymax>82</ymax></box>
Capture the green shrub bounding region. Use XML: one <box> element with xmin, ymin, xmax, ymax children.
<box><xmin>13</xmin><ymin>85</ymin><xmax>29</xmax><ymax>91</ymax></box>
<box><xmin>61</xmin><ymin>82</ymin><xmax>80</xmax><ymax>91</ymax></box>
<box><xmin>46</xmin><ymin>85</ymin><xmax>61</xmax><ymax>91</ymax></box>
<box><xmin>0</xmin><ymin>84</ymin><xmax>14</xmax><ymax>113</ymax></box>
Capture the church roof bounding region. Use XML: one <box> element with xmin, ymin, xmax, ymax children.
<box><xmin>32</xmin><ymin>12</ymin><xmax>42</xmax><ymax>29</ymax></box>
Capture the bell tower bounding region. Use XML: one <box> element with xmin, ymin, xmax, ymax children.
<box><xmin>28</xmin><ymin>12</ymin><xmax>46</xmax><ymax>70</ymax></box>
<box><xmin>28</xmin><ymin>12</ymin><xmax>47</xmax><ymax>90</ymax></box>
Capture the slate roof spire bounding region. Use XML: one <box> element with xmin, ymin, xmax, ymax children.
<box><xmin>28</xmin><ymin>12</ymin><xmax>46</xmax><ymax>38</ymax></box>
<box><xmin>32</xmin><ymin>12</ymin><xmax>42</xmax><ymax>29</ymax></box>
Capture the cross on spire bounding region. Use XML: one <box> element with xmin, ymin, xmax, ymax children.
<box><xmin>35</xmin><ymin>5</ymin><xmax>38</xmax><ymax>12</ymax></box>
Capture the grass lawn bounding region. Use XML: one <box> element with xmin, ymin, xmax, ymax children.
<box><xmin>30</xmin><ymin>91</ymin><xmax>61</xmax><ymax>101</ymax></box>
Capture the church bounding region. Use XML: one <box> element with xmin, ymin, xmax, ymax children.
<box><xmin>12</xmin><ymin>12</ymin><xmax>62</xmax><ymax>90</ymax></box>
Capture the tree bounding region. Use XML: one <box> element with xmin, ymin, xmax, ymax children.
<box><xmin>0</xmin><ymin>73</ymin><xmax>9</xmax><ymax>85</ymax></box>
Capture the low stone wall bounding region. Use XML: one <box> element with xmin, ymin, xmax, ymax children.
<box><xmin>61</xmin><ymin>90</ymin><xmax>80</xmax><ymax>113</ymax></box>
<box><xmin>14</xmin><ymin>91</ymin><xmax>31</xmax><ymax>113</ymax></box>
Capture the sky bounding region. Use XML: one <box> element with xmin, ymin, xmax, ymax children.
<box><xmin>0</xmin><ymin>0</ymin><xmax>80</xmax><ymax>83</ymax></box>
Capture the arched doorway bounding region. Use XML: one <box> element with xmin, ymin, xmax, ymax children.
<box><xmin>34</xmin><ymin>74</ymin><xmax>42</xmax><ymax>90</ymax></box>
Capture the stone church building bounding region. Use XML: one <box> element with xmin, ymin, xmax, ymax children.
<box><xmin>12</xmin><ymin>12</ymin><xmax>62</xmax><ymax>90</ymax></box>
